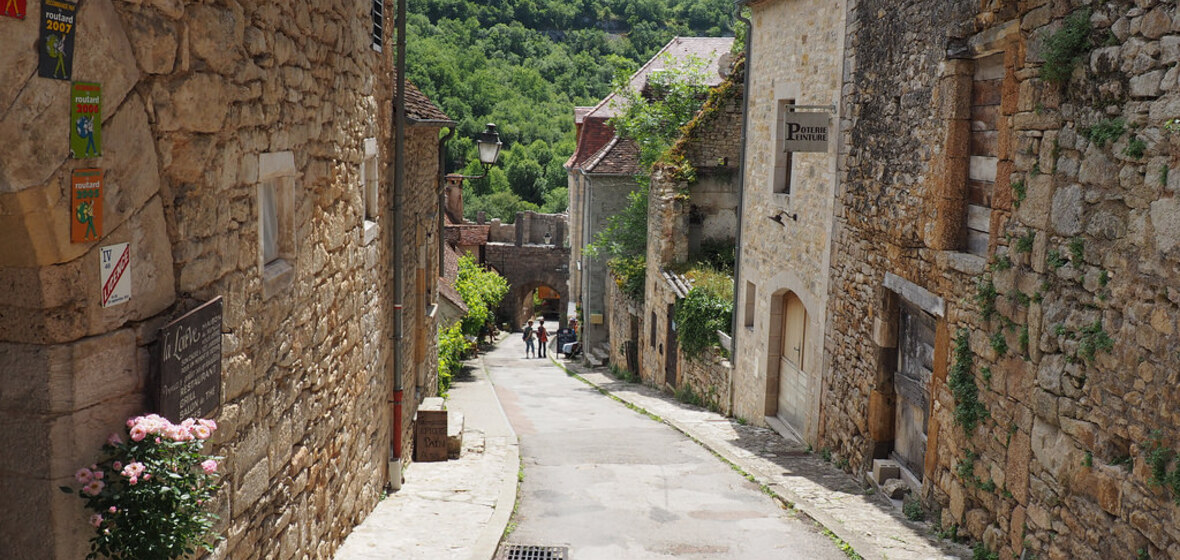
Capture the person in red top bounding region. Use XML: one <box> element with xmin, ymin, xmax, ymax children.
<box><xmin>536</xmin><ymin>320</ymin><xmax>549</xmax><ymax>358</ymax></box>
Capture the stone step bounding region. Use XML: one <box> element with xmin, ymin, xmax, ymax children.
<box><xmin>447</xmin><ymin>411</ymin><xmax>464</xmax><ymax>460</ymax></box>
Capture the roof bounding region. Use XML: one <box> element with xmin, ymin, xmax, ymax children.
<box><xmin>566</xmin><ymin>37</ymin><xmax>734</xmax><ymax>172</ymax></box>
<box><xmin>396</xmin><ymin>69</ymin><xmax>452</xmax><ymax>123</ymax></box>
<box><xmin>582</xmin><ymin>137</ymin><xmax>640</xmax><ymax>175</ymax></box>
<box><xmin>585</xmin><ymin>37</ymin><xmax>734</xmax><ymax>121</ymax></box>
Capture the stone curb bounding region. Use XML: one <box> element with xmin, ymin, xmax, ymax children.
<box><xmin>549</xmin><ymin>356</ymin><xmax>944</xmax><ymax>560</ymax></box>
<box><xmin>470</xmin><ymin>345</ymin><xmax>521</xmax><ymax>560</ymax></box>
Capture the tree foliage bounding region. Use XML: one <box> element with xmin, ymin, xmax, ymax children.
<box><xmin>674</xmin><ymin>266</ymin><xmax>734</xmax><ymax>360</ymax></box>
<box><xmin>454</xmin><ymin>254</ymin><xmax>510</xmax><ymax>337</ymax></box>
<box><xmin>405</xmin><ymin>0</ymin><xmax>733</xmax><ymax>221</ymax></box>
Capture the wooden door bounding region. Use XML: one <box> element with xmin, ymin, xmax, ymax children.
<box><xmin>776</xmin><ymin>294</ymin><xmax>808</xmax><ymax>432</ymax></box>
<box><xmin>894</xmin><ymin>302</ymin><xmax>934</xmax><ymax>479</ymax></box>
<box><xmin>665</xmin><ymin>304</ymin><xmax>678</xmax><ymax>387</ymax></box>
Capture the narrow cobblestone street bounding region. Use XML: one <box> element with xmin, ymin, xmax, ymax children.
<box><xmin>485</xmin><ymin>338</ymin><xmax>848</xmax><ymax>560</ymax></box>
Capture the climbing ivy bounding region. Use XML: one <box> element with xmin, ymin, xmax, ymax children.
<box><xmin>949</xmin><ymin>330</ymin><xmax>987</xmax><ymax>433</ymax></box>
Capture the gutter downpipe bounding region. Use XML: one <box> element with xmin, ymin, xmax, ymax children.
<box><xmin>438</xmin><ymin>127</ymin><xmax>456</xmax><ymax>278</ymax></box>
<box><xmin>391</xmin><ymin>0</ymin><xmax>407</xmax><ymax>491</ymax></box>
<box><xmin>729</xmin><ymin>1</ymin><xmax>753</xmax><ymax>416</ymax></box>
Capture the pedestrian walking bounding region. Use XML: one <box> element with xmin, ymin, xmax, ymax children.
<box><xmin>537</xmin><ymin>320</ymin><xmax>549</xmax><ymax>358</ymax></box>
<box><xmin>522</xmin><ymin>320</ymin><xmax>536</xmax><ymax>358</ymax></box>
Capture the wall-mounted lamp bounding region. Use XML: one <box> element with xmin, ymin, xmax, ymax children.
<box><xmin>768</xmin><ymin>211</ymin><xmax>797</xmax><ymax>225</ymax></box>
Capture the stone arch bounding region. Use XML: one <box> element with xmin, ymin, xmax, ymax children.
<box><xmin>761</xmin><ymin>269</ymin><xmax>825</xmax><ymax>444</ymax></box>
<box><xmin>504</xmin><ymin>279</ymin><xmax>569</xmax><ymax>330</ymax></box>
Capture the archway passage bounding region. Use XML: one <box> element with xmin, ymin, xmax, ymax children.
<box><xmin>485</xmin><ymin>243</ymin><xmax>570</xmax><ymax>330</ymax></box>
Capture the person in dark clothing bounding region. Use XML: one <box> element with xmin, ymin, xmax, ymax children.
<box><xmin>537</xmin><ymin>320</ymin><xmax>549</xmax><ymax>358</ymax></box>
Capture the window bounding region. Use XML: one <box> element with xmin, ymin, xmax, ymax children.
<box><xmin>964</xmin><ymin>53</ymin><xmax>1003</xmax><ymax>257</ymax></box>
<box><xmin>744</xmin><ymin>281</ymin><xmax>756</xmax><ymax>328</ymax></box>
<box><xmin>650</xmin><ymin>311</ymin><xmax>657</xmax><ymax>348</ymax></box>
<box><xmin>362</xmin><ymin>137</ymin><xmax>379</xmax><ymax>245</ymax></box>
<box><xmin>774</xmin><ymin>99</ymin><xmax>797</xmax><ymax>195</ymax></box>
<box><xmin>370</xmin><ymin>0</ymin><xmax>384</xmax><ymax>52</ymax></box>
<box><xmin>259</xmin><ymin>151</ymin><xmax>296</xmax><ymax>297</ymax></box>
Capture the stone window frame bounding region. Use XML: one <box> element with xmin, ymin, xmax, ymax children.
<box><xmin>744</xmin><ymin>280</ymin><xmax>756</xmax><ymax>329</ymax></box>
<box><xmin>772</xmin><ymin>98</ymin><xmax>798</xmax><ymax>197</ymax></box>
<box><xmin>362</xmin><ymin>137</ymin><xmax>380</xmax><ymax>246</ymax></box>
<box><xmin>932</xmin><ymin>21</ymin><xmax>1019</xmax><ymax>262</ymax></box>
<box><xmin>258</xmin><ymin>151</ymin><xmax>297</xmax><ymax>299</ymax></box>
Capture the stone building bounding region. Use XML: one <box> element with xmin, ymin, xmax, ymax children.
<box><xmin>632</xmin><ymin>62</ymin><xmax>744</xmax><ymax>412</ymax></box>
<box><xmin>0</xmin><ymin>1</ymin><xmax>450</xmax><ymax>558</ymax></box>
<box><xmin>565</xmin><ymin>36</ymin><xmax>734</xmax><ymax>359</ymax></box>
<box><xmin>823</xmin><ymin>1</ymin><xmax>1180</xmax><ymax>558</ymax></box>
<box><xmin>729</xmin><ymin>0</ymin><xmax>846</xmax><ymax>447</ymax></box>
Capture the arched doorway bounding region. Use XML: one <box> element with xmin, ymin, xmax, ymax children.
<box><xmin>770</xmin><ymin>291</ymin><xmax>809</xmax><ymax>435</ymax></box>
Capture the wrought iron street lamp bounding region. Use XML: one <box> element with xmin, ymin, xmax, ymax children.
<box><xmin>474</xmin><ymin>124</ymin><xmax>502</xmax><ymax>176</ymax></box>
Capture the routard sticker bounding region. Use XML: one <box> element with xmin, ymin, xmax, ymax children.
<box><xmin>38</xmin><ymin>0</ymin><xmax>77</xmax><ymax>79</ymax></box>
<box><xmin>71</xmin><ymin>168</ymin><xmax>103</xmax><ymax>243</ymax></box>
<box><xmin>70</xmin><ymin>82</ymin><xmax>102</xmax><ymax>158</ymax></box>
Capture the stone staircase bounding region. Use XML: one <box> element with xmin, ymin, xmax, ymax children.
<box><xmin>586</xmin><ymin>344</ymin><xmax>610</xmax><ymax>367</ymax></box>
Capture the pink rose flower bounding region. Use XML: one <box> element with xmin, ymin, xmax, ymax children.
<box><xmin>198</xmin><ymin>419</ymin><xmax>218</xmax><ymax>431</ymax></box>
<box><xmin>201</xmin><ymin>459</ymin><xmax>218</xmax><ymax>474</ymax></box>
<box><xmin>108</xmin><ymin>506</ymin><xmax>117</xmax><ymax>513</ymax></box>
<box><xmin>154</xmin><ymin>437</ymin><xmax>162</xmax><ymax>444</ymax></box>
<box><xmin>75</xmin><ymin>468</ymin><xmax>93</xmax><ymax>484</ymax></box>
<box><xmin>82</xmin><ymin>480</ymin><xmax>105</xmax><ymax>496</ymax></box>
<box><xmin>93</xmin><ymin>470</ymin><xmax>104</xmax><ymax>480</ymax></box>
<box><xmin>128</xmin><ymin>476</ymin><xmax>138</xmax><ymax>486</ymax></box>
<box><xmin>112</xmin><ymin>461</ymin><xmax>122</xmax><ymax>471</ymax></box>
<box><xmin>89</xmin><ymin>514</ymin><xmax>103</xmax><ymax>527</ymax></box>
<box><xmin>121</xmin><ymin>462</ymin><xmax>145</xmax><ymax>479</ymax></box>
<box><xmin>129</xmin><ymin>425</ymin><xmax>147</xmax><ymax>442</ymax></box>
<box><xmin>143</xmin><ymin>473</ymin><xmax>151</xmax><ymax>481</ymax></box>
<box><xmin>192</xmin><ymin>425</ymin><xmax>212</xmax><ymax>440</ymax></box>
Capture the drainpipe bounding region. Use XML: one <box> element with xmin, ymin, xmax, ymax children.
<box><xmin>728</xmin><ymin>1</ymin><xmax>753</xmax><ymax>416</ymax></box>
<box><xmin>438</xmin><ymin>127</ymin><xmax>456</xmax><ymax>278</ymax></box>
<box><xmin>391</xmin><ymin>0</ymin><xmax>407</xmax><ymax>491</ymax></box>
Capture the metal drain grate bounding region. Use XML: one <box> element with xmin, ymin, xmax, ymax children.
<box><xmin>495</xmin><ymin>544</ymin><xmax>569</xmax><ymax>560</ymax></box>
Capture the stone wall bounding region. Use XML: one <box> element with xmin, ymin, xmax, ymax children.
<box><xmin>606</xmin><ymin>273</ymin><xmax>642</xmax><ymax>375</ymax></box>
<box><xmin>0</xmin><ymin>1</ymin><xmax>441</xmax><ymax>558</ymax></box>
<box><xmin>579</xmin><ymin>174</ymin><xmax>637</xmax><ymax>352</ymax></box>
<box><xmin>731</xmin><ymin>0</ymin><xmax>845</xmax><ymax>444</ymax></box>
<box><xmin>829</xmin><ymin>0</ymin><xmax>1180</xmax><ymax>558</ymax></box>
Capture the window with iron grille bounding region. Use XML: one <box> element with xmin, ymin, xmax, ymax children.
<box><xmin>371</xmin><ymin>0</ymin><xmax>384</xmax><ymax>52</ymax></box>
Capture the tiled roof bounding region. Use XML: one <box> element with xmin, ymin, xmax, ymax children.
<box><xmin>396</xmin><ymin>69</ymin><xmax>451</xmax><ymax>123</ymax></box>
<box><xmin>585</xmin><ymin>37</ymin><xmax>734</xmax><ymax>121</ymax></box>
<box><xmin>567</xmin><ymin>37</ymin><xmax>733</xmax><ymax>173</ymax></box>
<box><xmin>438</xmin><ymin>277</ymin><xmax>468</xmax><ymax>314</ymax></box>
<box><xmin>583</xmin><ymin>137</ymin><xmax>640</xmax><ymax>176</ymax></box>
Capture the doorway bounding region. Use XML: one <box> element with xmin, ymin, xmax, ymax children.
<box><xmin>775</xmin><ymin>293</ymin><xmax>808</xmax><ymax>433</ymax></box>
<box><xmin>893</xmin><ymin>301</ymin><xmax>934</xmax><ymax>479</ymax></box>
<box><xmin>665</xmin><ymin>304</ymin><xmax>678</xmax><ymax>387</ymax></box>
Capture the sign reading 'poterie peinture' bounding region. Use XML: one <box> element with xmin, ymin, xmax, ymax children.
<box><xmin>70</xmin><ymin>82</ymin><xmax>102</xmax><ymax>158</ymax></box>
<box><xmin>781</xmin><ymin>110</ymin><xmax>831</xmax><ymax>153</ymax></box>
<box><xmin>38</xmin><ymin>0</ymin><xmax>76</xmax><ymax>79</ymax></box>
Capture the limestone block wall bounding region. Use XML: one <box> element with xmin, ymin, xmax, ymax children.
<box><xmin>731</xmin><ymin>0</ymin><xmax>845</xmax><ymax>446</ymax></box>
<box><xmin>580</xmin><ymin>174</ymin><xmax>637</xmax><ymax>351</ymax></box>
<box><xmin>0</xmin><ymin>1</ymin><xmax>441</xmax><ymax>558</ymax></box>
<box><xmin>605</xmin><ymin>274</ymin><xmax>642</xmax><ymax>375</ymax></box>
<box><xmin>830</xmin><ymin>0</ymin><xmax>1180</xmax><ymax>557</ymax></box>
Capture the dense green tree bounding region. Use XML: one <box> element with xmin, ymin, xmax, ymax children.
<box><xmin>405</xmin><ymin>0</ymin><xmax>732</xmax><ymax>221</ymax></box>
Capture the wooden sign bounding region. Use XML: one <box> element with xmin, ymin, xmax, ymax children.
<box><xmin>780</xmin><ymin>109</ymin><xmax>831</xmax><ymax>153</ymax></box>
<box><xmin>70</xmin><ymin>82</ymin><xmax>101</xmax><ymax>158</ymax></box>
<box><xmin>414</xmin><ymin>409</ymin><xmax>448</xmax><ymax>462</ymax></box>
<box><xmin>38</xmin><ymin>0</ymin><xmax>76</xmax><ymax>79</ymax></box>
<box><xmin>3</xmin><ymin>0</ymin><xmax>27</xmax><ymax>19</ymax></box>
<box><xmin>158</xmin><ymin>298</ymin><xmax>223</xmax><ymax>422</ymax></box>
<box><xmin>71</xmin><ymin>168</ymin><xmax>102</xmax><ymax>243</ymax></box>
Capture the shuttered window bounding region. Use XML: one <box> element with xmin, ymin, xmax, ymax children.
<box><xmin>371</xmin><ymin>0</ymin><xmax>384</xmax><ymax>52</ymax></box>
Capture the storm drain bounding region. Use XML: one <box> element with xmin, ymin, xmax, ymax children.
<box><xmin>494</xmin><ymin>544</ymin><xmax>569</xmax><ymax>560</ymax></box>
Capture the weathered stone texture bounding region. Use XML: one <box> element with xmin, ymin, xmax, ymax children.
<box><xmin>827</xmin><ymin>0</ymin><xmax>1180</xmax><ymax>558</ymax></box>
<box><xmin>732</xmin><ymin>0</ymin><xmax>845</xmax><ymax>445</ymax></box>
<box><xmin>0</xmin><ymin>1</ymin><xmax>443</xmax><ymax>559</ymax></box>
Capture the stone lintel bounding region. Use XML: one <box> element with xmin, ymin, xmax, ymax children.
<box><xmin>883</xmin><ymin>272</ymin><xmax>945</xmax><ymax>317</ymax></box>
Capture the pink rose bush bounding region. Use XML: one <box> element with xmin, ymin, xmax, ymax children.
<box><xmin>62</xmin><ymin>414</ymin><xmax>223</xmax><ymax>560</ymax></box>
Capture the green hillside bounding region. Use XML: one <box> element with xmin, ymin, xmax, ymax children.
<box><xmin>404</xmin><ymin>0</ymin><xmax>735</xmax><ymax>220</ymax></box>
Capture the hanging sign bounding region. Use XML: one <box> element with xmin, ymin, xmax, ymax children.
<box><xmin>100</xmin><ymin>242</ymin><xmax>130</xmax><ymax>308</ymax></box>
<box><xmin>70</xmin><ymin>82</ymin><xmax>101</xmax><ymax>158</ymax></box>
<box><xmin>38</xmin><ymin>0</ymin><xmax>76</xmax><ymax>79</ymax></box>
<box><xmin>157</xmin><ymin>297</ymin><xmax>223</xmax><ymax>422</ymax></box>
<box><xmin>71</xmin><ymin>168</ymin><xmax>103</xmax><ymax>242</ymax></box>
<box><xmin>3</xmin><ymin>0</ymin><xmax>27</xmax><ymax>19</ymax></box>
<box><xmin>781</xmin><ymin>110</ymin><xmax>831</xmax><ymax>153</ymax></box>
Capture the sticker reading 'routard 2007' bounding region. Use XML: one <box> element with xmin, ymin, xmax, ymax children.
<box><xmin>38</xmin><ymin>0</ymin><xmax>76</xmax><ymax>79</ymax></box>
<box><xmin>100</xmin><ymin>242</ymin><xmax>131</xmax><ymax>308</ymax></box>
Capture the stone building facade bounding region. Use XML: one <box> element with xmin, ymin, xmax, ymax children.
<box><xmin>635</xmin><ymin>66</ymin><xmax>744</xmax><ymax>412</ymax></box>
<box><xmin>823</xmin><ymin>0</ymin><xmax>1180</xmax><ymax>558</ymax></box>
<box><xmin>730</xmin><ymin>0</ymin><xmax>846</xmax><ymax>447</ymax></box>
<box><xmin>566</xmin><ymin>37</ymin><xmax>734</xmax><ymax>358</ymax></box>
<box><xmin>0</xmin><ymin>1</ymin><xmax>448</xmax><ymax>558</ymax></box>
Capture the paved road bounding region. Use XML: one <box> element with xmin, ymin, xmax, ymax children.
<box><xmin>486</xmin><ymin>340</ymin><xmax>847</xmax><ymax>560</ymax></box>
